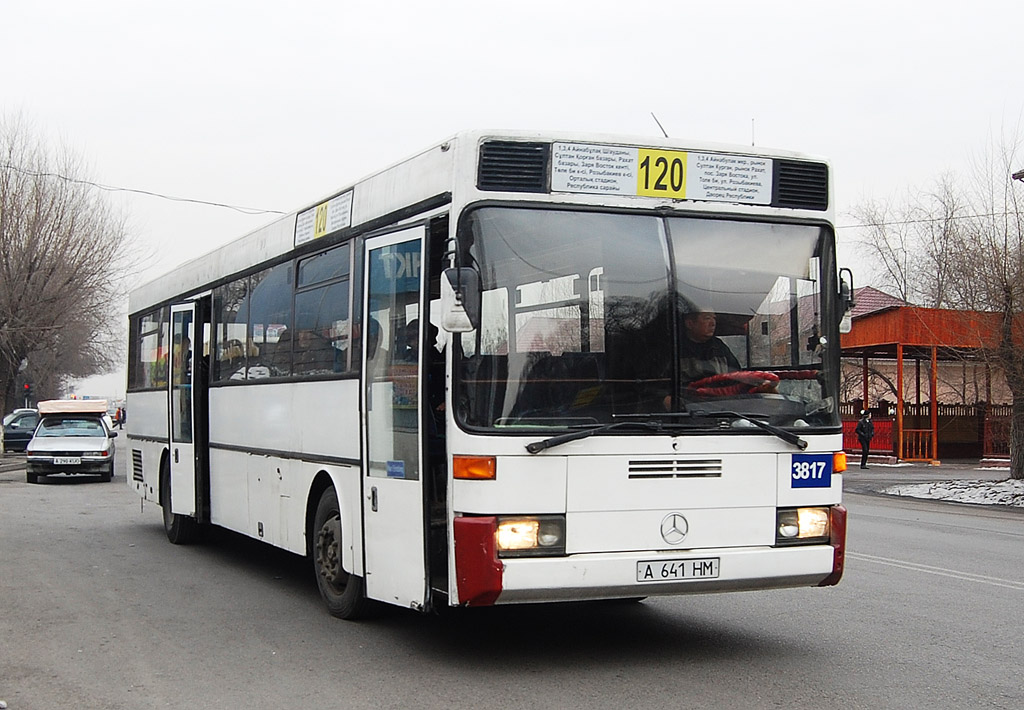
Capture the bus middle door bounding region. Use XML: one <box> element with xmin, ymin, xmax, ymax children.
<box><xmin>168</xmin><ymin>304</ymin><xmax>197</xmax><ymax>518</ymax></box>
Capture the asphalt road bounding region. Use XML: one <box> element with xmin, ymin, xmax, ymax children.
<box><xmin>1</xmin><ymin>455</ymin><xmax>1021</xmax><ymax>709</ymax></box>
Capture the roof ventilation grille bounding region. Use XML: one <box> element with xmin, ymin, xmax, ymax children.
<box><xmin>477</xmin><ymin>141</ymin><xmax>550</xmax><ymax>193</ymax></box>
<box><xmin>775</xmin><ymin>160</ymin><xmax>829</xmax><ymax>210</ymax></box>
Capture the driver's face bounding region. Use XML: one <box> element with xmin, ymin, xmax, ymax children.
<box><xmin>685</xmin><ymin>312</ymin><xmax>717</xmax><ymax>342</ymax></box>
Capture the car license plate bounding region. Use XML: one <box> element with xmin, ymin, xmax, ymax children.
<box><xmin>54</xmin><ymin>457</ymin><xmax>81</xmax><ymax>465</ymax></box>
<box><xmin>637</xmin><ymin>557</ymin><xmax>720</xmax><ymax>583</ymax></box>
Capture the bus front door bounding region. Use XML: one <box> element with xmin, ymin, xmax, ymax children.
<box><xmin>362</xmin><ymin>228</ymin><xmax>428</xmax><ymax>610</ymax></box>
<box><xmin>168</xmin><ymin>304</ymin><xmax>197</xmax><ymax>518</ymax></box>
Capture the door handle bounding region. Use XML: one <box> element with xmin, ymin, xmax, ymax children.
<box><xmin>371</xmin><ymin>486</ymin><xmax>378</xmax><ymax>512</ymax></box>
<box><xmin>174</xmin><ymin>448</ymin><xmax>179</xmax><ymax>463</ymax></box>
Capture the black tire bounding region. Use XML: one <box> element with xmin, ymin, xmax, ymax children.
<box><xmin>312</xmin><ymin>488</ymin><xmax>369</xmax><ymax>620</ymax></box>
<box><xmin>26</xmin><ymin>472</ymin><xmax>38</xmax><ymax>484</ymax></box>
<box><xmin>161</xmin><ymin>457</ymin><xmax>200</xmax><ymax>544</ymax></box>
<box><xmin>100</xmin><ymin>462</ymin><xmax>114</xmax><ymax>483</ymax></box>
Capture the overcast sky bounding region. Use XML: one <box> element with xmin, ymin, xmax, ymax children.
<box><xmin>5</xmin><ymin>0</ymin><xmax>1024</xmax><ymax>396</ymax></box>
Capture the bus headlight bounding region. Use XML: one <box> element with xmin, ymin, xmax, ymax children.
<box><xmin>776</xmin><ymin>507</ymin><xmax>830</xmax><ymax>545</ymax></box>
<box><xmin>495</xmin><ymin>515</ymin><xmax>566</xmax><ymax>557</ymax></box>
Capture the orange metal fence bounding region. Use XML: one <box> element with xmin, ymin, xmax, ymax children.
<box><xmin>901</xmin><ymin>429</ymin><xmax>933</xmax><ymax>461</ymax></box>
<box><xmin>843</xmin><ymin>403</ymin><xmax>1011</xmax><ymax>461</ymax></box>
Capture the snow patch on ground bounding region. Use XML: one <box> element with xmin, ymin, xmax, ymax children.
<box><xmin>883</xmin><ymin>479</ymin><xmax>1024</xmax><ymax>507</ymax></box>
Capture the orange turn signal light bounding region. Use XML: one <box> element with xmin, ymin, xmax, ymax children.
<box><xmin>453</xmin><ymin>455</ymin><xmax>496</xmax><ymax>480</ymax></box>
<box><xmin>833</xmin><ymin>451</ymin><xmax>847</xmax><ymax>473</ymax></box>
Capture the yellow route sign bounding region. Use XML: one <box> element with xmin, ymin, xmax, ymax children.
<box><xmin>636</xmin><ymin>149</ymin><xmax>687</xmax><ymax>198</ymax></box>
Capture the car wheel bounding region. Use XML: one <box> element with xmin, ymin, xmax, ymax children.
<box><xmin>101</xmin><ymin>462</ymin><xmax>114</xmax><ymax>482</ymax></box>
<box><xmin>161</xmin><ymin>458</ymin><xmax>199</xmax><ymax>544</ymax></box>
<box><xmin>26</xmin><ymin>472</ymin><xmax>38</xmax><ymax>484</ymax></box>
<box><xmin>312</xmin><ymin>488</ymin><xmax>370</xmax><ymax>620</ymax></box>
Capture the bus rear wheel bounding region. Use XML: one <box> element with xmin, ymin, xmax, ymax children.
<box><xmin>313</xmin><ymin>488</ymin><xmax>369</xmax><ymax>620</ymax></box>
<box><xmin>161</xmin><ymin>458</ymin><xmax>200</xmax><ymax>544</ymax></box>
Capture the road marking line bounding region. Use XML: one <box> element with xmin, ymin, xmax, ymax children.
<box><xmin>847</xmin><ymin>551</ymin><xmax>1024</xmax><ymax>591</ymax></box>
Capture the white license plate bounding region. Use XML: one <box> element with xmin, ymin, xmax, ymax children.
<box><xmin>53</xmin><ymin>457</ymin><xmax>81</xmax><ymax>465</ymax></box>
<box><xmin>637</xmin><ymin>557</ymin><xmax>720</xmax><ymax>583</ymax></box>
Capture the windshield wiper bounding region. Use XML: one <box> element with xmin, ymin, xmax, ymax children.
<box><xmin>526</xmin><ymin>420</ymin><xmax>668</xmax><ymax>454</ymax></box>
<box><xmin>689</xmin><ymin>409</ymin><xmax>808</xmax><ymax>450</ymax></box>
<box><xmin>524</xmin><ymin>409</ymin><xmax>807</xmax><ymax>454</ymax></box>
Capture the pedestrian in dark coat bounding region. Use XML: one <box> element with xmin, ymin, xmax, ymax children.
<box><xmin>855</xmin><ymin>409</ymin><xmax>874</xmax><ymax>469</ymax></box>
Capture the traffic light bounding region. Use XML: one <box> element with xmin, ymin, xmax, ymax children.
<box><xmin>23</xmin><ymin>383</ymin><xmax>32</xmax><ymax>397</ymax></box>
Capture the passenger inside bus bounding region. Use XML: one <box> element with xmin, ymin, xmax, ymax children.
<box><xmin>341</xmin><ymin>317</ymin><xmax>386</xmax><ymax>375</ymax></box>
<box><xmin>396</xmin><ymin>319</ymin><xmax>419</xmax><ymax>362</ymax></box>
<box><xmin>270</xmin><ymin>327</ymin><xmax>292</xmax><ymax>376</ymax></box>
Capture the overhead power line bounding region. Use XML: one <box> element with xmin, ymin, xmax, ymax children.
<box><xmin>1</xmin><ymin>162</ymin><xmax>286</xmax><ymax>216</ymax></box>
<box><xmin>836</xmin><ymin>210</ymin><xmax>1020</xmax><ymax>231</ymax></box>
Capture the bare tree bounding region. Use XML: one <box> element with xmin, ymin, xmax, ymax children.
<box><xmin>850</xmin><ymin>177</ymin><xmax>967</xmax><ymax>308</ymax></box>
<box><xmin>850</xmin><ymin>199</ymin><xmax>917</xmax><ymax>303</ymax></box>
<box><xmin>0</xmin><ymin>116</ymin><xmax>136</xmax><ymax>412</ymax></box>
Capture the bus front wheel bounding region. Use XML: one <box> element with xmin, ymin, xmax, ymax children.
<box><xmin>313</xmin><ymin>488</ymin><xmax>369</xmax><ymax>620</ymax></box>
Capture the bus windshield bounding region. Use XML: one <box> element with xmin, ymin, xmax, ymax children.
<box><xmin>455</xmin><ymin>206</ymin><xmax>839</xmax><ymax>432</ymax></box>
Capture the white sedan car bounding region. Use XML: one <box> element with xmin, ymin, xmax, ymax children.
<box><xmin>25</xmin><ymin>413</ymin><xmax>117</xmax><ymax>483</ymax></box>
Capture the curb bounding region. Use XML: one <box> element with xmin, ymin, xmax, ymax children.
<box><xmin>0</xmin><ymin>455</ymin><xmax>25</xmax><ymax>473</ymax></box>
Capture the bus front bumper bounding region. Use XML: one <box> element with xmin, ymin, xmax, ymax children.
<box><xmin>453</xmin><ymin>507</ymin><xmax>845</xmax><ymax>606</ymax></box>
<box><xmin>492</xmin><ymin>545</ymin><xmax>837</xmax><ymax>604</ymax></box>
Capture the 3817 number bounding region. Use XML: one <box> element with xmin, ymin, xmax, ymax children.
<box><xmin>792</xmin><ymin>460</ymin><xmax>827</xmax><ymax>480</ymax></box>
<box><xmin>637</xmin><ymin>149</ymin><xmax>687</xmax><ymax>198</ymax></box>
<box><xmin>790</xmin><ymin>454</ymin><xmax>833</xmax><ymax>488</ymax></box>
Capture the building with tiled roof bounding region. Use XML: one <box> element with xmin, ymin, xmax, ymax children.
<box><xmin>850</xmin><ymin>286</ymin><xmax>908</xmax><ymax>319</ymax></box>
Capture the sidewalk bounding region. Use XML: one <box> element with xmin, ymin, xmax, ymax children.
<box><xmin>0</xmin><ymin>453</ymin><xmax>25</xmax><ymax>474</ymax></box>
<box><xmin>844</xmin><ymin>458</ymin><xmax>1009</xmax><ymax>491</ymax></box>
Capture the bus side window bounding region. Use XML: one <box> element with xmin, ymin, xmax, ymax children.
<box><xmin>213</xmin><ymin>278</ymin><xmax>249</xmax><ymax>381</ymax></box>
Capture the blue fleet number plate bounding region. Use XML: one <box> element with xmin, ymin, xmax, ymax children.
<box><xmin>637</xmin><ymin>557</ymin><xmax>720</xmax><ymax>583</ymax></box>
<box><xmin>790</xmin><ymin>453</ymin><xmax>833</xmax><ymax>488</ymax></box>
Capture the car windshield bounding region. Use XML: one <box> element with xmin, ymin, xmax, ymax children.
<box><xmin>453</xmin><ymin>207</ymin><xmax>840</xmax><ymax>433</ymax></box>
<box><xmin>36</xmin><ymin>418</ymin><xmax>106</xmax><ymax>437</ymax></box>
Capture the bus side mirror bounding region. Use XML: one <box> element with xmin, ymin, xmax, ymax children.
<box><xmin>839</xmin><ymin>267</ymin><xmax>855</xmax><ymax>334</ymax></box>
<box><xmin>440</xmin><ymin>267</ymin><xmax>481</xmax><ymax>333</ymax></box>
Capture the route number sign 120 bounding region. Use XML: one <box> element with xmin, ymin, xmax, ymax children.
<box><xmin>637</xmin><ymin>149</ymin><xmax>687</xmax><ymax>198</ymax></box>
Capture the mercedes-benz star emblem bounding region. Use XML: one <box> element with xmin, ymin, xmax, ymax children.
<box><xmin>660</xmin><ymin>512</ymin><xmax>689</xmax><ymax>545</ymax></box>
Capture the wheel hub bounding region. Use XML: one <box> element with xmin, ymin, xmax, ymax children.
<box><xmin>316</xmin><ymin>514</ymin><xmax>345</xmax><ymax>588</ymax></box>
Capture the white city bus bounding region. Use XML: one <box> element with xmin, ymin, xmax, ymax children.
<box><xmin>126</xmin><ymin>130</ymin><xmax>850</xmax><ymax>619</ymax></box>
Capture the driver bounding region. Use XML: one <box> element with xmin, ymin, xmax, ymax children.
<box><xmin>678</xmin><ymin>308</ymin><xmax>740</xmax><ymax>384</ymax></box>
